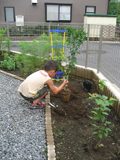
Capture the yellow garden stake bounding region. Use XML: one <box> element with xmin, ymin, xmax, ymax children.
<box><xmin>50</xmin><ymin>32</ymin><xmax>54</xmax><ymax>59</ymax></box>
<box><xmin>63</xmin><ymin>31</ymin><xmax>65</xmax><ymax>53</ymax></box>
<box><xmin>49</xmin><ymin>29</ymin><xmax>66</xmax><ymax>81</ymax></box>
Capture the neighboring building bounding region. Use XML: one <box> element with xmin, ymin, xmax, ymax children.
<box><xmin>0</xmin><ymin>0</ymin><xmax>110</xmax><ymax>24</ymax></box>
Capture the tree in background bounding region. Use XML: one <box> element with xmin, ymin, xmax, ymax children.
<box><xmin>108</xmin><ymin>0</ymin><xmax>120</xmax><ymax>24</ymax></box>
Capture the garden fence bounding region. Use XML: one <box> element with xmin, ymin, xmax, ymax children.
<box><xmin>0</xmin><ymin>22</ymin><xmax>120</xmax><ymax>89</ymax></box>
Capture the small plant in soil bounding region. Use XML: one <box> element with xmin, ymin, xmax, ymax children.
<box><xmin>65</xmin><ymin>26</ymin><xmax>87</xmax><ymax>78</ymax></box>
<box><xmin>60</xmin><ymin>27</ymin><xmax>86</xmax><ymax>102</ymax></box>
<box><xmin>88</xmin><ymin>79</ymin><xmax>117</xmax><ymax>150</ymax></box>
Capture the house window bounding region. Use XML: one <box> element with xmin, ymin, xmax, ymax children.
<box><xmin>47</xmin><ymin>5</ymin><xmax>59</xmax><ymax>21</ymax></box>
<box><xmin>85</xmin><ymin>6</ymin><xmax>96</xmax><ymax>14</ymax></box>
<box><xmin>45</xmin><ymin>3</ymin><xmax>72</xmax><ymax>22</ymax></box>
<box><xmin>4</xmin><ymin>7</ymin><xmax>15</xmax><ymax>22</ymax></box>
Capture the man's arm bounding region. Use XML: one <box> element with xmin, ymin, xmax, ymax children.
<box><xmin>45</xmin><ymin>79</ymin><xmax>69</xmax><ymax>94</ymax></box>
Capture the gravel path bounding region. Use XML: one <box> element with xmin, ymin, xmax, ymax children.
<box><xmin>0</xmin><ymin>73</ymin><xmax>47</xmax><ymax>160</ymax></box>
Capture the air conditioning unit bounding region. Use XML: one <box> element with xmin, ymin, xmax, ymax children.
<box><xmin>16</xmin><ymin>15</ymin><xmax>24</xmax><ymax>26</ymax></box>
<box><xmin>31</xmin><ymin>0</ymin><xmax>37</xmax><ymax>5</ymax></box>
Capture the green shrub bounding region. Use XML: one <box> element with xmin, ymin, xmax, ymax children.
<box><xmin>65</xmin><ymin>27</ymin><xmax>87</xmax><ymax>77</ymax></box>
<box><xmin>14</xmin><ymin>52</ymin><xmax>49</xmax><ymax>78</ymax></box>
<box><xmin>36</xmin><ymin>32</ymin><xmax>64</xmax><ymax>56</ymax></box>
<box><xmin>0</xmin><ymin>53</ymin><xmax>15</xmax><ymax>70</ymax></box>
<box><xmin>89</xmin><ymin>80</ymin><xmax>117</xmax><ymax>149</ymax></box>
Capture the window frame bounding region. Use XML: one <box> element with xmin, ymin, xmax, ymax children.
<box><xmin>4</xmin><ymin>7</ymin><xmax>15</xmax><ymax>22</ymax></box>
<box><xmin>85</xmin><ymin>6</ymin><xmax>96</xmax><ymax>14</ymax></box>
<box><xmin>45</xmin><ymin>3</ymin><xmax>72</xmax><ymax>22</ymax></box>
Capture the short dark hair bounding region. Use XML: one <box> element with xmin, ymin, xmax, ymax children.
<box><xmin>44</xmin><ymin>60</ymin><xmax>58</xmax><ymax>72</ymax></box>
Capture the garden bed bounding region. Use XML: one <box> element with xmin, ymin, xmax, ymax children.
<box><xmin>0</xmin><ymin>67</ymin><xmax>120</xmax><ymax>160</ymax></box>
<box><xmin>51</xmin><ymin>77</ymin><xmax>120</xmax><ymax>160</ymax></box>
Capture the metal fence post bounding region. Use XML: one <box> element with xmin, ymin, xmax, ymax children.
<box><xmin>85</xmin><ymin>24</ymin><xmax>90</xmax><ymax>68</ymax></box>
<box><xmin>7</xmin><ymin>23</ymin><xmax>9</xmax><ymax>39</ymax></box>
<box><xmin>97</xmin><ymin>25</ymin><xmax>103</xmax><ymax>73</ymax></box>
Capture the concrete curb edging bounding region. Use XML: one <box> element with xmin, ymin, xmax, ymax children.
<box><xmin>0</xmin><ymin>69</ymin><xmax>25</xmax><ymax>81</ymax></box>
<box><xmin>0</xmin><ymin>69</ymin><xmax>56</xmax><ymax>160</ymax></box>
<box><xmin>46</xmin><ymin>92</ymin><xmax>56</xmax><ymax>160</ymax></box>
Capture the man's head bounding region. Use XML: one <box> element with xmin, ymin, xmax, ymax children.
<box><xmin>44</xmin><ymin>60</ymin><xmax>58</xmax><ymax>78</ymax></box>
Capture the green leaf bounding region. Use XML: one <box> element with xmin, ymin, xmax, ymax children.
<box><xmin>105</xmin><ymin>121</ymin><xmax>111</xmax><ymax>125</ymax></box>
<box><xmin>101</xmin><ymin>114</ymin><xmax>105</xmax><ymax>122</ymax></box>
<box><xmin>102</xmin><ymin>112</ymin><xmax>109</xmax><ymax>115</ymax></box>
<box><xmin>99</xmin><ymin>144</ymin><xmax>104</xmax><ymax>147</ymax></box>
<box><xmin>93</xmin><ymin>107</ymin><xmax>100</xmax><ymax>111</ymax></box>
<box><xmin>104</xmin><ymin>106</ymin><xmax>111</xmax><ymax>111</ymax></box>
<box><xmin>104</xmin><ymin>100</ymin><xmax>110</xmax><ymax>106</ymax></box>
<box><xmin>95</xmin><ymin>94</ymin><xmax>102</xmax><ymax>98</ymax></box>
<box><xmin>104</xmin><ymin>132</ymin><xmax>108</xmax><ymax>137</ymax></box>
<box><xmin>98</xmin><ymin>133</ymin><xmax>103</xmax><ymax>138</ymax></box>
<box><xmin>109</xmin><ymin>97</ymin><xmax>117</xmax><ymax>101</ymax></box>
<box><xmin>93</xmin><ymin>131</ymin><xmax>98</xmax><ymax>134</ymax></box>
<box><xmin>101</xmin><ymin>95</ymin><xmax>108</xmax><ymax>100</ymax></box>
<box><xmin>91</xmin><ymin>111</ymin><xmax>97</xmax><ymax>115</ymax></box>
<box><xmin>95</xmin><ymin>99</ymin><xmax>103</xmax><ymax>105</ymax></box>
<box><xmin>105</xmin><ymin>128</ymin><xmax>111</xmax><ymax>132</ymax></box>
<box><xmin>93</xmin><ymin>115</ymin><xmax>100</xmax><ymax>120</ymax></box>
<box><xmin>92</xmin><ymin>124</ymin><xmax>98</xmax><ymax>128</ymax></box>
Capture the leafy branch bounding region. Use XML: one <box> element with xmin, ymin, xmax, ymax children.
<box><xmin>65</xmin><ymin>27</ymin><xmax>86</xmax><ymax>79</ymax></box>
<box><xmin>89</xmin><ymin>79</ymin><xmax>117</xmax><ymax>149</ymax></box>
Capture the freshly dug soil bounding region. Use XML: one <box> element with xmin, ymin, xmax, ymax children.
<box><xmin>51</xmin><ymin>77</ymin><xmax>120</xmax><ymax>160</ymax></box>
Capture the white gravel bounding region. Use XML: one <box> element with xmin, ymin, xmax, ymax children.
<box><xmin>0</xmin><ymin>73</ymin><xmax>47</xmax><ymax>160</ymax></box>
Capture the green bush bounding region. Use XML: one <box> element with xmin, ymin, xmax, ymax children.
<box><xmin>65</xmin><ymin>27</ymin><xmax>87</xmax><ymax>76</ymax></box>
<box><xmin>14</xmin><ymin>53</ymin><xmax>48</xmax><ymax>78</ymax></box>
<box><xmin>89</xmin><ymin>80</ymin><xmax>117</xmax><ymax>149</ymax></box>
<box><xmin>108</xmin><ymin>0</ymin><xmax>120</xmax><ymax>25</ymax></box>
<box><xmin>108</xmin><ymin>0</ymin><xmax>119</xmax><ymax>15</ymax></box>
<box><xmin>15</xmin><ymin>39</ymin><xmax>51</xmax><ymax>77</ymax></box>
<box><xmin>36</xmin><ymin>32</ymin><xmax>63</xmax><ymax>56</ymax></box>
<box><xmin>0</xmin><ymin>53</ymin><xmax>15</xmax><ymax>70</ymax></box>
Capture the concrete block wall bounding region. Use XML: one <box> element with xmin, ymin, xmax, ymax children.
<box><xmin>71</xmin><ymin>65</ymin><xmax>120</xmax><ymax>118</ymax></box>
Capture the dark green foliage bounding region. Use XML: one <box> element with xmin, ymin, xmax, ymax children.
<box><xmin>108</xmin><ymin>0</ymin><xmax>120</xmax><ymax>24</ymax></box>
<box><xmin>89</xmin><ymin>80</ymin><xmax>117</xmax><ymax>149</ymax></box>
<box><xmin>65</xmin><ymin>27</ymin><xmax>86</xmax><ymax>76</ymax></box>
<box><xmin>108</xmin><ymin>0</ymin><xmax>119</xmax><ymax>15</ymax></box>
<box><xmin>15</xmin><ymin>39</ymin><xmax>50</xmax><ymax>77</ymax></box>
<box><xmin>0</xmin><ymin>53</ymin><xmax>15</xmax><ymax>70</ymax></box>
<box><xmin>36</xmin><ymin>32</ymin><xmax>63</xmax><ymax>57</ymax></box>
<box><xmin>0</xmin><ymin>29</ymin><xmax>12</xmax><ymax>57</ymax></box>
<box><xmin>14</xmin><ymin>53</ymin><xmax>48</xmax><ymax>78</ymax></box>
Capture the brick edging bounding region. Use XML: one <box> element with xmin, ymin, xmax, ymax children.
<box><xmin>0</xmin><ymin>70</ymin><xmax>56</xmax><ymax>160</ymax></box>
<box><xmin>45</xmin><ymin>92</ymin><xmax>56</xmax><ymax>160</ymax></box>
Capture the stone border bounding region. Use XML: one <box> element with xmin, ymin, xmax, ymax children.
<box><xmin>46</xmin><ymin>92</ymin><xmax>56</xmax><ymax>160</ymax></box>
<box><xmin>0</xmin><ymin>69</ymin><xmax>25</xmax><ymax>81</ymax></box>
<box><xmin>0</xmin><ymin>69</ymin><xmax>56</xmax><ymax>160</ymax></box>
